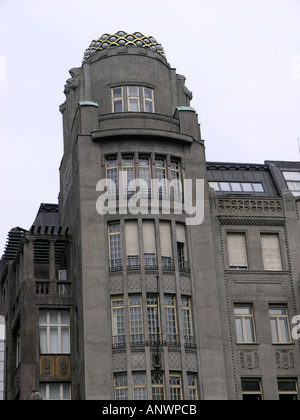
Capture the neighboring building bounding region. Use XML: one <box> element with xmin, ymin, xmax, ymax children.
<box><xmin>1</xmin><ymin>31</ymin><xmax>300</xmax><ymax>400</ymax></box>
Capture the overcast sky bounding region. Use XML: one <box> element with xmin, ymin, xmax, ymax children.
<box><xmin>0</xmin><ymin>0</ymin><xmax>299</xmax><ymax>255</ymax></box>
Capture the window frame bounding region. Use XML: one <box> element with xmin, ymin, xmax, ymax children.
<box><xmin>278</xmin><ymin>378</ymin><xmax>299</xmax><ymax>401</ymax></box>
<box><xmin>234</xmin><ymin>304</ymin><xmax>257</xmax><ymax>344</ymax></box>
<box><xmin>39</xmin><ymin>310</ymin><xmax>71</xmax><ymax>355</ymax></box>
<box><xmin>169</xmin><ymin>372</ymin><xmax>183</xmax><ymax>401</ymax></box>
<box><xmin>108</xmin><ymin>222</ymin><xmax>122</xmax><ymax>271</ymax></box>
<box><xmin>111</xmin><ymin>86</ymin><xmax>155</xmax><ymax>113</ymax></box>
<box><xmin>39</xmin><ymin>383</ymin><xmax>71</xmax><ymax>400</ymax></box>
<box><xmin>132</xmin><ymin>372</ymin><xmax>147</xmax><ymax>400</ymax></box>
<box><xmin>269</xmin><ymin>305</ymin><xmax>292</xmax><ymax>344</ymax></box>
<box><xmin>151</xmin><ymin>371</ymin><xmax>165</xmax><ymax>400</ymax></box>
<box><xmin>241</xmin><ymin>378</ymin><xmax>263</xmax><ymax>401</ymax></box>
<box><xmin>114</xmin><ymin>373</ymin><xmax>128</xmax><ymax>401</ymax></box>
<box><xmin>111</xmin><ymin>297</ymin><xmax>126</xmax><ymax>349</ymax></box>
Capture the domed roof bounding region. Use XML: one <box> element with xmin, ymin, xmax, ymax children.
<box><xmin>83</xmin><ymin>31</ymin><xmax>166</xmax><ymax>63</ymax></box>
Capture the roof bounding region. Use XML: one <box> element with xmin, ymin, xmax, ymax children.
<box><xmin>83</xmin><ymin>31</ymin><xmax>166</xmax><ymax>63</ymax></box>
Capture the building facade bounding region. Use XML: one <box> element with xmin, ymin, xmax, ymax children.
<box><xmin>1</xmin><ymin>32</ymin><xmax>300</xmax><ymax>400</ymax></box>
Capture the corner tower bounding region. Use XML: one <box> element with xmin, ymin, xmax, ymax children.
<box><xmin>59</xmin><ymin>31</ymin><xmax>227</xmax><ymax>400</ymax></box>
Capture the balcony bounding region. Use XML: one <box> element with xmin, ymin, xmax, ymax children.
<box><xmin>166</xmin><ymin>334</ymin><xmax>180</xmax><ymax>347</ymax></box>
<box><xmin>112</xmin><ymin>335</ymin><xmax>126</xmax><ymax>349</ymax></box>
<box><xmin>184</xmin><ymin>335</ymin><xmax>197</xmax><ymax>349</ymax></box>
<box><xmin>127</xmin><ymin>256</ymin><xmax>141</xmax><ymax>271</ymax></box>
<box><xmin>36</xmin><ymin>281</ymin><xmax>72</xmax><ymax>296</ymax></box>
<box><xmin>109</xmin><ymin>259</ymin><xmax>123</xmax><ymax>272</ymax></box>
<box><xmin>178</xmin><ymin>260</ymin><xmax>190</xmax><ymax>274</ymax></box>
<box><xmin>130</xmin><ymin>334</ymin><xmax>145</xmax><ymax>348</ymax></box>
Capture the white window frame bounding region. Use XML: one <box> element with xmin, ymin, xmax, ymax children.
<box><xmin>39</xmin><ymin>383</ymin><xmax>71</xmax><ymax>400</ymax></box>
<box><xmin>39</xmin><ymin>310</ymin><xmax>70</xmax><ymax>355</ymax></box>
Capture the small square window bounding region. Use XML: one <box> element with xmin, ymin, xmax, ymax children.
<box><xmin>219</xmin><ymin>182</ymin><xmax>231</xmax><ymax>191</ymax></box>
<box><xmin>252</xmin><ymin>183</ymin><xmax>264</xmax><ymax>192</ymax></box>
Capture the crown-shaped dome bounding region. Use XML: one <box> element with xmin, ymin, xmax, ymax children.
<box><xmin>83</xmin><ymin>31</ymin><xmax>166</xmax><ymax>63</ymax></box>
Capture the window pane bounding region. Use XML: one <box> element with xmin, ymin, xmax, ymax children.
<box><xmin>61</xmin><ymin>327</ymin><xmax>70</xmax><ymax>353</ymax></box>
<box><xmin>114</xmin><ymin>100</ymin><xmax>123</xmax><ymax>113</ymax></box>
<box><xmin>209</xmin><ymin>182</ymin><xmax>220</xmax><ymax>191</ymax></box>
<box><xmin>39</xmin><ymin>327</ymin><xmax>47</xmax><ymax>354</ymax></box>
<box><xmin>287</xmin><ymin>181</ymin><xmax>300</xmax><ymax>191</ymax></box>
<box><xmin>279</xmin><ymin>318</ymin><xmax>290</xmax><ymax>343</ymax></box>
<box><xmin>144</xmin><ymin>88</ymin><xmax>153</xmax><ymax>99</ymax></box>
<box><xmin>128</xmin><ymin>87</ymin><xmax>138</xmax><ymax>97</ymax></box>
<box><xmin>49</xmin><ymin>383</ymin><xmax>60</xmax><ymax>399</ymax></box>
<box><xmin>61</xmin><ymin>311</ymin><xmax>70</xmax><ymax>325</ymax></box>
<box><xmin>244</xmin><ymin>318</ymin><xmax>255</xmax><ymax>343</ymax></box>
<box><xmin>231</xmin><ymin>183</ymin><xmax>242</xmax><ymax>192</ymax></box>
<box><xmin>253</xmin><ymin>183</ymin><xmax>264</xmax><ymax>192</ymax></box>
<box><xmin>219</xmin><ymin>182</ymin><xmax>231</xmax><ymax>191</ymax></box>
<box><xmin>235</xmin><ymin>318</ymin><xmax>244</xmax><ymax>343</ymax></box>
<box><xmin>63</xmin><ymin>384</ymin><xmax>71</xmax><ymax>400</ymax></box>
<box><xmin>283</xmin><ymin>171</ymin><xmax>300</xmax><ymax>181</ymax></box>
<box><xmin>50</xmin><ymin>311</ymin><xmax>58</xmax><ymax>324</ymax></box>
<box><xmin>145</xmin><ymin>100</ymin><xmax>154</xmax><ymax>113</ymax></box>
<box><xmin>270</xmin><ymin>318</ymin><xmax>280</xmax><ymax>343</ymax></box>
<box><xmin>50</xmin><ymin>328</ymin><xmax>58</xmax><ymax>353</ymax></box>
<box><xmin>39</xmin><ymin>310</ymin><xmax>47</xmax><ymax>324</ymax></box>
<box><xmin>129</xmin><ymin>99</ymin><xmax>139</xmax><ymax>112</ymax></box>
<box><xmin>113</xmin><ymin>88</ymin><xmax>122</xmax><ymax>98</ymax></box>
<box><xmin>242</xmin><ymin>183</ymin><xmax>253</xmax><ymax>192</ymax></box>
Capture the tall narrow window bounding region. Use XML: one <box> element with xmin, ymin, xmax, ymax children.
<box><xmin>155</xmin><ymin>158</ymin><xmax>167</xmax><ymax>199</ymax></box>
<box><xmin>261</xmin><ymin>234</ymin><xmax>283</xmax><ymax>271</ymax></box>
<box><xmin>176</xmin><ymin>224</ymin><xmax>188</xmax><ymax>272</ymax></box>
<box><xmin>106</xmin><ymin>157</ymin><xmax>119</xmax><ymax>199</ymax></box>
<box><xmin>132</xmin><ymin>373</ymin><xmax>147</xmax><ymax>400</ymax></box>
<box><xmin>147</xmin><ymin>294</ymin><xmax>161</xmax><ymax>346</ymax></box>
<box><xmin>128</xmin><ymin>87</ymin><xmax>140</xmax><ymax>112</ymax></box>
<box><xmin>165</xmin><ymin>296</ymin><xmax>178</xmax><ymax>346</ymax></box>
<box><xmin>114</xmin><ymin>374</ymin><xmax>128</xmax><ymax>400</ymax></box>
<box><xmin>171</xmin><ymin>160</ymin><xmax>182</xmax><ymax>201</ymax></box>
<box><xmin>129</xmin><ymin>295</ymin><xmax>144</xmax><ymax>347</ymax></box>
<box><xmin>125</xmin><ymin>221</ymin><xmax>140</xmax><ymax>269</ymax></box>
<box><xmin>144</xmin><ymin>88</ymin><xmax>155</xmax><ymax>113</ymax></box>
<box><xmin>170</xmin><ymin>373</ymin><xmax>182</xmax><ymax>400</ymax></box>
<box><xmin>269</xmin><ymin>305</ymin><xmax>291</xmax><ymax>344</ymax></box>
<box><xmin>160</xmin><ymin>221</ymin><xmax>173</xmax><ymax>270</ymax></box>
<box><xmin>227</xmin><ymin>233</ymin><xmax>248</xmax><ymax>270</ymax></box>
<box><xmin>143</xmin><ymin>221</ymin><xmax>157</xmax><ymax>269</ymax></box>
<box><xmin>111</xmin><ymin>297</ymin><xmax>125</xmax><ymax>348</ymax></box>
<box><xmin>234</xmin><ymin>304</ymin><xmax>256</xmax><ymax>344</ymax></box>
<box><xmin>151</xmin><ymin>372</ymin><xmax>165</xmax><ymax>400</ymax></box>
<box><xmin>187</xmin><ymin>374</ymin><xmax>198</xmax><ymax>400</ymax></box>
<box><xmin>108</xmin><ymin>223</ymin><xmax>122</xmax><ymax>271</ymax></box>
<box><xmin>112</xmin><ymin>87</ymin><xmax>123</xmax><ymax>113</ymax></box>
<box><xmin>39</xmin><ymin>310</ymin><xmax>70</xmax><ymax>354</ymax></box>
<box><xmin>181</xmin><ymin>297</ymin><xmax>194</xmax><ymax>348</ymax></box>
<box><xmin>122</xmin><ymin>156</ymin><xmax>135</xmax><ymax>198</ymax></box>
<box><xmin>139</xmin><ymin>157</ymin><xmax>151</xmax><ymax>198</ymax></box>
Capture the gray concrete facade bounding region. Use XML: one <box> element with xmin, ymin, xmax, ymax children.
<box><xmin>1</xmin><ymin>32</ymin><xmax>300</xmax><ymax>400</ymax></box>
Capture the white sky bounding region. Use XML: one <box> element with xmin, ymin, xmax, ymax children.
<box><xmin>0</xmin><ymin>0</ymin><xmax>299</xmax><ymax>255</ymax></box>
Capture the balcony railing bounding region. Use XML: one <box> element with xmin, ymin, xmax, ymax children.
<box><xmin>36</xmin><ymin>281</ymin><xmax>72</xmax><ymax>296</ymax></box>
<box><xmin>148</xmin><ymin>334</ymin><xmax>163</xmax><ymax>347</ymax></box>
<box><xmin>166</xmin><ymin>334</ymin><xmax>180</xmax><ymax>347</ymax></box>
<box><xmin>178</xmin><ymin>260</ymin><xmax>190</xmax><ymax>273</ymax></box>
<box><xmin>130</xmin><ymin>334</ymin><xmax>145</xmax><ymax>348</ymax></box>
<box><xmin>127</xmin><ymin>256</ymin><xmax>141</xmax><ymax>271</ymax></box>
<box><xmin>184</xmin><ymin>335</ymin><xmax>196</xmax><ymax>349</ymax></box>
<box><xmin>144</xmin><ymin>256</ymin><xmax>158</xmax><ymax>270</ymax></box>
<box><xmin>162</xmin><ymin>257</ymin><xmax>175</xmax><ymax>271</ymax></box>
<box><xmin>112</xmin><ymin>335</ymin><xmax>126</xmax><ymax>349</ymax></box>
<box><xmin>109</xmin><ymin>259</ymin><xmax>123</xmax><ymax>272</ymax></box>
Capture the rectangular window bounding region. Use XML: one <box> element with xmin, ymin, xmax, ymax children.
<box><xmin>147</xmin><ymin>294</ymin><xmax>161</xmax><ymax>346</ymax></box>
<box><xmin>160</xmin><ymin>221</ymin><xmax>173</xmax><ymax>270</ymax></box>
<box><xmin>112</xmin><ymin>87</ymin><xmax>123</xmax><ymax>113</ymax></box>
<box><xmin>283</xmin><ymin>171</ymin><xmax>300</xmax><ymax>181</ymax></box>
<box><xmin>176</xmin><ymin>224</ymin><xmax>187</xmax><ymax>271</ymax></box>
<box><xmin>170</xmin><ymin>160</ymin><xmax>182</xmax><ymax>201</ymax></box>
<box><xmin>269</xmin><ymin>305</ymin><xmax>291</xmax><ymax>344</ymax></box>
<box><xmin>151</xmin><ymin>372</ymin><xmax>165</xmax><ymax>400</ymax></box>
<box><xmin>155</xmin><ymin>158</ymin><xmax>167</xmax><ymax>199</ymax></box>
<box><xmin>139</xmin><ymin>157</ymin><xmax>151</xmax><ymax>198</ymax></box>
<box><xmin>144</xmin><ymin>88</ymin><xmax>155</xmax><ymax>113</ymax></box>
<box><xmin>111</xmin><ymin>297</ymin><xmax>125</xmax><ymax>349</ymax></box>
<box><xmin>128</xmin><ymin>87</ymin><xmax>140</xmax><ymax>112</ymax></box>
<box><xmin>106</xmin><ymin>157</ymin><xmax>119</xmax><ymax>199</ymax></box>
<box><xmin>241</xmin><ymin>379</ymin><xmax>263</xmax><ymax>400</ymax></box>
<box><xmin>39</xmin><ymin>383</ymin><xmax>71</xmax><ymax>400</ymax></box>
<box><xmin>278</xmin><ymin>379</ymin><xmax>299</xmax><ymax>401</ymax></box>
<box><xmin>133</xmin><ymin>372</ymin><xmax>147</xmax><ymax>400</ymax></box>
<box><xmin>170</xmin><ymin>373</ymin><xmax>182</xmax><ymax>400</ymax></box>
<box><xmin>143</xmin><ymin>221</ymin><xmax>157</xmax><ymax>269</ymax></box>
<box><xmin>129</xmin><ymin>296</ymin><xmax>144</xmax><ymax>347</ymax></box>
<box><xmin>181</xmin><ymin>297</ymin><xmax>194</xmax><ymax>348</ymax></box>
<box><xmin>122</xmin><ymin>156</ymin><xmax>135</xmax><ymax>198</ymax></box>
<box><xmin>164</xmin><ymin>296</ymin><xmax>178</xmax><ymax>346</ymax></box>
<box><xmin>261</xmin><ymin>234</ymin><xmax>283</xmax><ymax>271</ymax></box>
<box><xmin>234</xmin><ymin>305</ymin><xmax>256</xmax><ymax>343</ymax></box>
<box><xmin>114</xmin><ymin>374</ymin><xmax>128</xmax><ymax>400</ymax></box>
<box><xmin>227</xmin><ymin>233</ymin><xmax>248</xmax><ymax>270</ymax></box>
<box><xmin>39</xmin><ymin>310</ymin><xmax>70</xmax><ymax>354</ymax></box>
<box><xmin>108</xmin><ymin>223</ymin><xmax>122</xmax><ymax>271</ymax></box>
<box><xmin>187</xmin><ymin>374</ymin><xmax>198</xmax><ymax>400</ymax></box>
<box><xmin>125</xmin><ymin>221</ymin><xmax>140</xmax><ymax>269</ymax></box>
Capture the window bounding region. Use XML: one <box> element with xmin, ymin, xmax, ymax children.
<box><xmin>170</xmin><ymin>160</ymin><xmax>182</xmax><ymax>201</ymax></box>
<box><xmin>209</xmin><ymin>181</ymin><xmax>264</xmax><ymax>194</ymax></box>
<box><xmin>114</xmin><ymin>374</ymin><xmax>128</xmax><ymax>400</ymax></box>
<box><xmin>133</xmin><ymin>372</ymin><xmax>147</xmax><ymax>400</ymax></box>
<box><xmin>278</xmin><ymin>379</ymin><xmax>299</xmax><ymax>401</ymax></box>
<box><xmin>39</xmin><ymin>383</ymin><xmax>71</xmax><ymax>400</ymax></box>
<box><xmin>227</xmin><ymin>233</ymin><xmax>248</xmax><ymax>270</ymax></box>
<box><xmin>160</xmin><ymin>221</ymin><xmax>173</xmax><ymax>270</ymax></box>
<box><xmin>155</xmin><ymin>158</ymin><xmax>167</xmax><ymax>199</ymax></box>
<box><xmin>112</xmin><ymin>87</ymin><xmax>123</xmax><ymax>113</ymax></box>
<box><xmin>261</xmin><ymin>234</ymin><xmax>283</xmax><ymax>271</ymax></box>
<box><xmin>234</xmin><ymin>305</ymin><xmax>256</xmax><ymax>343</ymax></box>
<box><xmin>128</xmin><ymin>87</ymin><xmax>140</xmax><ymax>112</ymax></box>
<box><xmin>187</xmin><ymin>374</ymin><xmax>198</xmax><ymax>400</ymax></box>
<box><xmin>147</xmin><ymin>294</ymin><xmax>161</xmax><ymax>346</ymax></box>
<box><xmin>143</xmin><ymin>221</ymin><xmax>157</xmax><ymax>269</ymax></box>
<box><xmin>108</xmin><ymin>223</ymin><xmax>122</xmax><ymax>271</ymax></box>
<box><xmin>111</xmin><ymin>297</ymin><xmax>125</xmax><ymax>348</ymax></box>
<box><xmin>269</xmin><ymin>306</ymin><xmax>291</xmax><ymax>344</ymax></box>
<box><xmin>139</xmin><ymin>157</ymin><xmax>152</xmax><ymax>198</ymax></box>
<box><xmin>170</xmin><ymin>373</ymin><xmax>182</xmax><ymax>400</ymax></box>
<box><xmin>151</xmin><ymin>372</ymin><xmax>165</xmax><ymax>400</ymax></box>
<box><xmin>129</xmin><ymin>296</ymin><xmax>144</xmax><ymax>347</ymax></box>
<box><xmin>181</xmin><ymin>297</ymin><xmax>195</xmax><ymax>348</ymax></box>
<box><xmin>125</xmin><ymin>221</ymin><xmax>140</xmax><ymax>269</ymax></box>
<box><xmin>164</xmin><ymin>296</ymin><xmax>178</xmax><ymax>346</ymax></box>
<box><xmin>39</xmin><ymin>310</ymin><xmax>70</xmax><ymax>354</ymax></box>
<box><xmin>112</xmin><ymin>86</ymin><xmax>154</xmax><ymax>113</ymax></box>
<box><xmin>144</xmin><ymin>88</ymin><xmax>155</xmax><ymax>113</ymax></box>
<box><xmin>241</xmin><ymin>379</ymin><xmax>263</xmax><ymax>400</ymax></box>
<box><xmin>176</xmin><ymin>224</ymin><xmax>188</xmax><ymax>272</ymax></box>
<box><xmin>283</xmin><ymin>171</ymin><xmax>300</xmax><ymax>196</ymax></box>
<box><xmin>122</xmin><ymin>156</ymin><xmax>135</xmax><ymax>198</ymax></box>
<box><xmin>106</xmin><ymin>157</ymin><xmax>119</xmax><ymax>199</ymax></box>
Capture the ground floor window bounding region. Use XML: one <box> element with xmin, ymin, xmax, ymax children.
<box><xmin>39</xmin><ymin>383</ymin><xmax>71</xmax><ymax>400</ymax></box>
